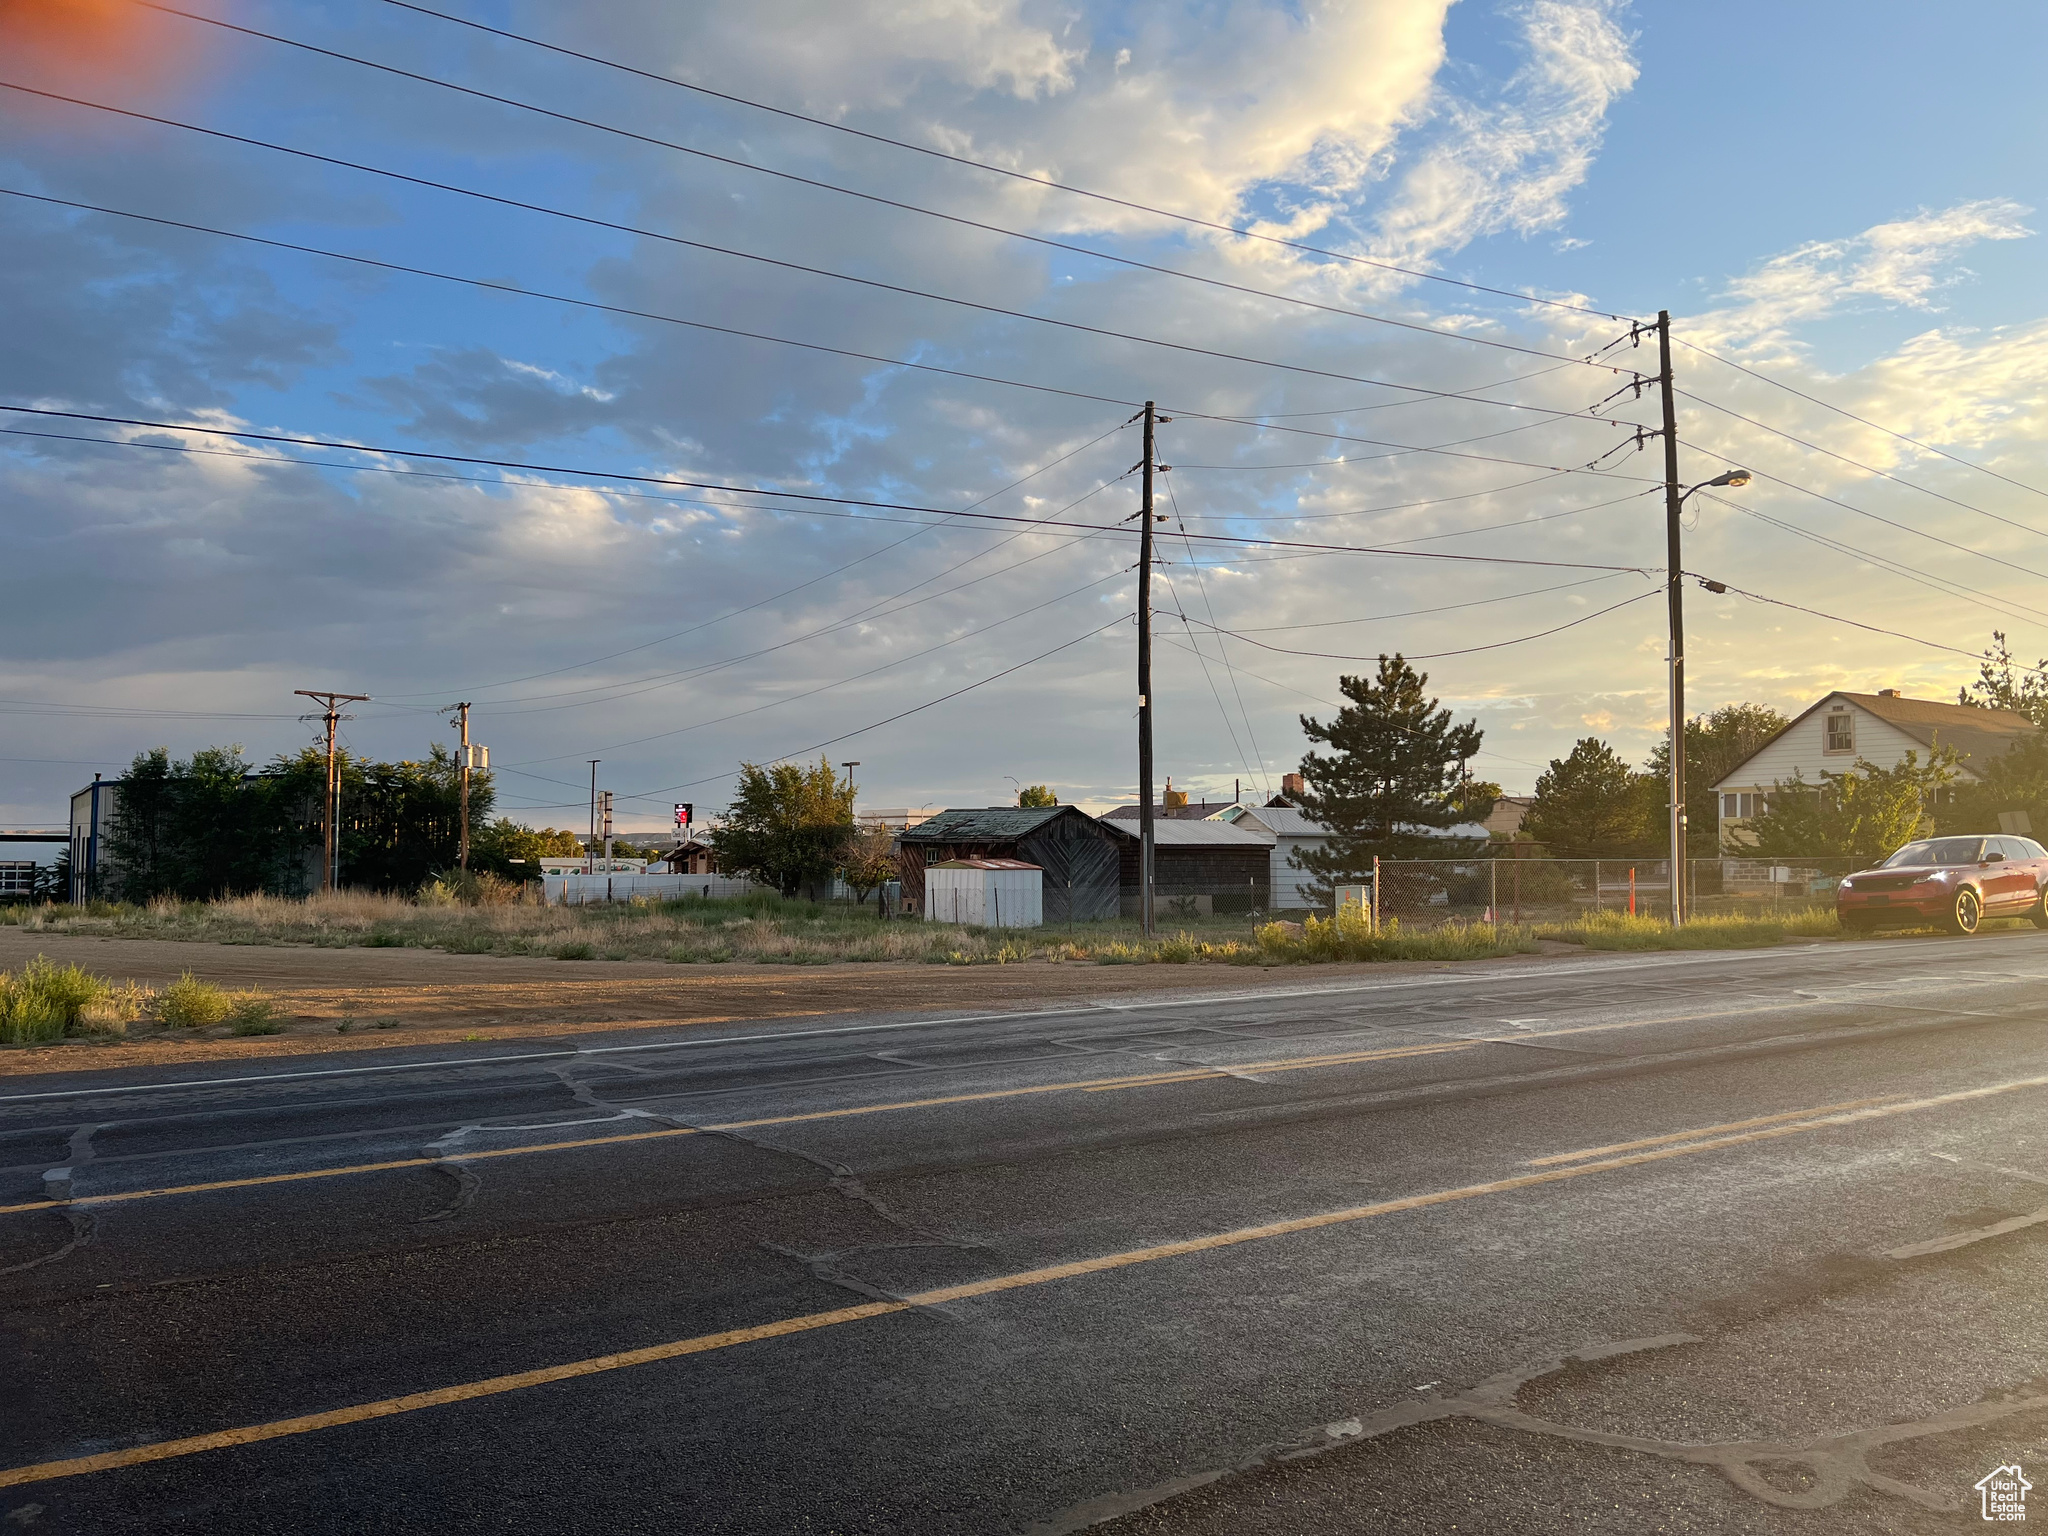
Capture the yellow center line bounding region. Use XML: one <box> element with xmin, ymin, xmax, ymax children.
<box><xmin>1522</xmin><ymin>1093</ymin><xmax>1912</xmax><ymax>1166</ymax></box>
<box><xmin>7</xmin><ymin>1067</ymin><xmax>2045</xmax><ymax>1491</ymax></box>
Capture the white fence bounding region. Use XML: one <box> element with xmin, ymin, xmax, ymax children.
<box><xmin>541</xmin><ymin>873</ymin><xmax>758</xmax><ymax>906</ymax></box>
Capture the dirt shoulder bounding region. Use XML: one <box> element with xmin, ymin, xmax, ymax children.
<box><xmin>0</xmin><ymin>929</ymin><xmax>1592</xmax><ymax>1077</ymax></box>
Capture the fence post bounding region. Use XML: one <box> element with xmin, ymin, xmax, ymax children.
<box><xmin>1594</xmin><ymin>860</ymin><xmax>1601</xmax><ymax>913</ymax></box>
<box><xmin>1490</xmin><ymin>859</ymin><xmax>1498</xmax><ymax>928</ymax></box>
<box><xmin>1628</xmin><ymin>866</ymin><xmax>1636</xmax><ymax>916</ymax></box>
<box><xmin>1371</xmin><ymin>855</ymin><xmax>1380</xmax><ymax>933</ymax></box>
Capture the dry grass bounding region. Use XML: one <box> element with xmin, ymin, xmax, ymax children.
<box><xmin>0</xmin><ymin>889</ymin><xmax>1545</xmax><ymax>969</ymax></box>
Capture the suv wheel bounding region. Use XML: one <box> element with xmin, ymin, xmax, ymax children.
<box><xmin>1945</xmin><ymin>887</ymin><xmax>1983</xmax><ymax>935</ymax></box>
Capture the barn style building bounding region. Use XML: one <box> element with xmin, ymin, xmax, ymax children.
<box><xmin>898</xmin><ymin>806</ymin><xmax>1123</xmax><ymax>921</ymax></box>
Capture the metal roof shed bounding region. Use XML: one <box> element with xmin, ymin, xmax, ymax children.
<box><xmin>924</xmin><ymin>858</ymin><xmax>1043</xmax><ymax>928</ymax></box>
<box><xmin>899</xmin><ymin>806</ymin><xmax>1121</xmax><ymax>921</ymax></box>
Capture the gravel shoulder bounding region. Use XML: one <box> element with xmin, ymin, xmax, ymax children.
<box><xmin>0</xmin><ymin>928</ymin><xmax>1586</xmax><ymax>1077</ymax></box>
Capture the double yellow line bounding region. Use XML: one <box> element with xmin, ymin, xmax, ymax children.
<box><xmin>7</xmin><ymin>1069</ymin><xmax>2046</xmax><ymax>1490</ymax></box>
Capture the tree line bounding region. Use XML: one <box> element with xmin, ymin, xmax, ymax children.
<box><xmin>97</xmin><ymin>744</ymin><xmax>585</xmax><ymax>901</ymax></box>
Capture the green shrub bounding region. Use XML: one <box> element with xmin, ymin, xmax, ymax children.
<box><xmin>157</xmin><ymin>971</ymin><xmax>236</xmax><ymax>1027</ymax></box>
<box><xmin>228</xmin><ymin>994</ymin><xmax>282</xmax><ymax>1035</ymax></box>
<box><xmin>0</xmin><ymin>957</ymin><xmax>121</xmax><ymax>1044</ymax></box>
<box><xmin>551</xmin><ymin>941</ymin><xmax>596</xmax><ymax>960</ymax></box>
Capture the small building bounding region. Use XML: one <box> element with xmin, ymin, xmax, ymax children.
<box><xmin>1481</xmin><ymin>795</ymin><xmax>1533</xmax><ymax>839</ymax></box>
<box><xmin>1712</xmin><ymin>689</ymin><xmax>2040</xmax><ymax>849</ymax></box>
<box><xmin>1217</xmin><ymin>803</ymin><xmax>1329</xmax><ymax>909</ymax></box>
<box><xmin>924</xmin><ymin>858</ymin><xmax>1043</xmax><ymax>927</ymax></box>
<box><xmin>1100</xmin><ymin>817</ymin><xmax>1274</xmax><ymax>914</ymax></box>
<box><xmin>899</xmin><ymin>806</ymin><xmax>1122</xmax><ymax>921</ymax></box>
<box><xmin>658</xmin><ymin>836</ymin><xmax>719</xmax><ymax>875</ymax></box>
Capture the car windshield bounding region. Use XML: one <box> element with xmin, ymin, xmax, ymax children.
<box><xmin>1883</xmin><ymin>838</ymin><xmax>1985</xmax><ymax>867</ymax></box>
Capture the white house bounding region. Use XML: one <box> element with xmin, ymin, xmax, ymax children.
<box><xmin>1712</xmin><ymin>689</ymin><xmax>2038</xmax><ymax>848</ymax></box>
<box><xmin>1216</xmin><ymin>803</ymin><xmax>1328</xmax><ymax>909</ymax></box>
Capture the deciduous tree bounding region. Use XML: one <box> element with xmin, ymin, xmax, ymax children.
<box><xmin>716</xmin><ymin>757</ymin><xmax>857</xmax><ymax>898</ymax></box>
<box><xmin>1747</xmin><ymin>747</ymin><xmax>1960</xmax><ymax>860</ymax></box>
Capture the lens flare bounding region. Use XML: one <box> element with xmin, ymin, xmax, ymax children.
<box><xmin>0</xmin><ymin>0</ymin><xmax>208</xmax><ymax>111</ymax></box>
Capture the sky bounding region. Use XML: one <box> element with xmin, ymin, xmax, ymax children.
<box><xmin>5</xmin><ymin>0</ymin><xmax>2048</xmax><ymax>832</ymax></box>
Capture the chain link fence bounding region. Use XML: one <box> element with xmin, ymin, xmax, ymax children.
<box><xmin>1366</xmin><ymin>856</ymin><xmax>1864</xmax><ymax>927</ymax></box>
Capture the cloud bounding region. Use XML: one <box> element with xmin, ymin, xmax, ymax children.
<box><xmin>1695</xmin><ymin>198</ymin><xmax>2034</xmax><ymax>356</ymax></box>
<box><xmin>1363</xmin><ymin>0</ymin><xmax>1639</xmax><ymax>269</ymax></box>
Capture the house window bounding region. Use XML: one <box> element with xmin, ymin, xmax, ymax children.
<box><xmin>1824</xmin><ymin>711</ymin><xmax>1854</xmax><ymax>754</ymax></box>
<box><xmin>1720</xmin><ymin>792</ymin><xmax>1768</xmax><ymax>819</ymax></box>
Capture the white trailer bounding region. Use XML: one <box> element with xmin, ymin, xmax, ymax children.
<box><xmin>924</xmin><ymin>858</ymin><xmax>1043</xmax><ymax>928</ymax></box>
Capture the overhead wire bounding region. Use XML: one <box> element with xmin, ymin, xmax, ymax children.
<box><xmin>6</xmin><ymin>73</ymin><xmax>1650</xmax><ymax>385</ymax></box>
<box><xmin>1674</xmin><ymin>334</ymin><xmax>2048</xmax><ymax>503</ymax></box>
<box><xmin>1173</xmin><ymin>587</ymin><xmax>1663</xmax><ymax>663</ymax></box>
<box><xmin>1692</xmin><ymin>489</ymin><xmax>2048</xmax><ymax>629</ymax></box>
<box><xmin>0</xmin><ymin>406</ymin><xmax>1660</xmax><ymax>574</ymax></box>
<box><xmin>1675</xmin><ymin>383</ymin><xmax>2048</xmax><ymax>543</ymax></box>
<box><xmin>0</xmin><ymin>168</ymin><xmax>1635</xmax><ymax>430</ymax></box>
<box><xmin>621</xmin><ymin>613</ymin><xmax>1136</xmax><ymax>798</ymax></box>
<box><xmin>1690</xmin><ymin>576</ymin><xmax>2048</xmax><ymax>677</ymax></box>
<box><xmin>154</xmin><ymin>0</ymin><xmax>1638</xmax><ymax>325</ymax></box>
<box><xmin>1163</xmin><ymin>476</ymin><xmax>1269</xmax><ymax>799</ymax></box>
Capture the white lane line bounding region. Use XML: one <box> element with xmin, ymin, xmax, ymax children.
<box><xmin>0</xmin><ymin>942</ymin><xmax>2003</xmax><ymax>1105</ymax></box>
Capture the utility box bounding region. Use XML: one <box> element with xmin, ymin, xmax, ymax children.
<box><xmin>924</xmin><ymin>858</ymin><xmax>1043</xmax><ymax>928</ymax></box>
<box><xmin>1335</xmin><ymin>881</ymin><xmax>1376</xmax><ymax>930</ymax></box>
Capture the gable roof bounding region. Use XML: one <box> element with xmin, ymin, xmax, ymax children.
<box><xmin>1094</xmin><ymin>818</ymin><xmax>1273</xmax><ymax>848</ymax></box>
<box><xmin>899</xmin><ymin>805</ymin><xmax>1080</xmax><ymax>842</ymax></box>
<box><xmin>1224</xmin><ymin>805</ymin><xmax>1328</xmax><ymax>838</ymax></box>
<box><xmin>1714</xmin><ymin>690</ymin><xmax>2039</xmax><ymax>791</ymax></box>
<box><xmin>1102</xmin><ymin>800</ymin><xmax>1241</xmax><ymax>821</ymax></box>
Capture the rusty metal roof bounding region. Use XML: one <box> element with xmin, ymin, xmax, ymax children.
<box><xmin>899</xmin><ymin>806</ymin><xmax>1078</xmax><ymax>841</ymax></box>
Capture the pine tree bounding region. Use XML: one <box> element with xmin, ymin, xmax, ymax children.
<box><xmin>1291</xmin><ymin>655</ymin><xmax>1488</xmax><ymax>899</ymax></box>
<box><xmin>1521</xmin><ymin>738</ymin><xmax>1649</xmax><ymax>859</ymax></box>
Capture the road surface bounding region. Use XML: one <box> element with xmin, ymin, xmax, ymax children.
<box><xmin>5</xmin><ymin>935</ymin><xmax>2048</xmax><ymax>1532</ymax></box>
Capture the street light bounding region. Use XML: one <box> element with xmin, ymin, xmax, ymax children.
<box><xmin>1664</xmin><ymin>467</ymin><xmax>1752</xmax><ymax>925</ymax></box>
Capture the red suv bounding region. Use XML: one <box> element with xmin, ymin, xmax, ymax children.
<box><xmin>1837</xmin><ymin>835</ymin><xmax>2048</xmax><ymax>934</ymax></box>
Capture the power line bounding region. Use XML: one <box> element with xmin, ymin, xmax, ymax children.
<box><xmin>1221</xmin><ymin>572</ymin><xmax>1634</xmax><ymax>633</ymax></box>
<box><xmin>1690</xmin><ymin>575</ymin><xmax>2048</xmax><ymax>677</ymax></box>
<box><xmin>383</xmin><ymin>423</ymin><xmax>1130</xmax><ymax>699</ymax></box>
<box><xmin>509</xmin><ymin>563</ymin><xmax>1135</xmax><ymax>769</ymax></box>
<box><xmin>1150</xmin><ymin>631</ymin><xmax>1551</xmax><ymax>774</ymax></box>
<box><xmin>622</xmin><ymin>613</ymin><xmax>1136</xmax><ymax>798</ymax></box>
<box><xmin>1674</xmin><ymin>334</ymin><xmax>2048</xmax><ymax>504</ymax></box>
<box><xmin>170</xmin><ymin>0</ymin><xmax>1639</xmax><ymax>325</ymax></box>
<box><xmin>1693</xmin><ymin>489</ymin><xmax>2048</xmax><ymax>629</ymax></box>
<box><xmin>1166</xmin><ymin>477</ymin><xmax>1271</xmax><ymax>800</ymax></box>
<box><xmin>7</xmin><ymin>74</ymin><xmax>1650</xmax><ymax>384</ymax></box>
<box><xmin>1173</xmin><ymin>588</ymin><xmax>1662</xmax><ymax>662</ymax></box>
<box><xmin>1675</xmin><ymin>383</ymin><xmax>2048</xmax><ymax>543</ymax></box>
<box><xmin>0</xmin><ymin>167</ymin><xmax>1631</xmax><ymax>430</ymax></box>
<box><xmin>0</xmin><ymin>405</ymin><xmax>1658</xmax><ymax>573</ymax></box>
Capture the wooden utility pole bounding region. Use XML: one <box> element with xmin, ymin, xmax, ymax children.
<box><xmin>1138</xmin><ymin>402</ymin><xmax>1159</xmax><ymax>937</ymax></box>
<box><xmin>445</xmin><ymin>702</ymin><xmax>475</xmax><ymax>871</ymax></box>
<box><xmin>295</xmin><ymin>689</ymin><xmax>368</xmax><ymax>893</ymax></box>
<box><xmin>1655</xmin><ymin>312</ymin><xmax>1688</xmax><ymax>925</ymax></box>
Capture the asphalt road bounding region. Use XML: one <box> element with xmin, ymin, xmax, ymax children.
<box><xmin>5</xmin><ymin>934</ymin><xmax>2048</xmax><ymax>1533</ymax></box>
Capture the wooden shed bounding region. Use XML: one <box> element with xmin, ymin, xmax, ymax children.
<box><xmin>899</xmin><ymin>807</ymin><xmax>1122</xmax><ymax>921</ymax></box>
<box><xmin>1101</xmin><ymin>818</ymin><xmax>1274</xmax><ymax>914</ymax></box>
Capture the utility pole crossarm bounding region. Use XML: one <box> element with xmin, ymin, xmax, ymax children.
<box><xmin>295</xmin><ymin>689</ymin><xmax>369</xmax><ymax>895</ymax></box>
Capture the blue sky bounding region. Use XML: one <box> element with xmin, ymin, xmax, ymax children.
<box><xmin>5</xmin><ymin>0</ymin><xmax>2047</xmax><ymax>830</ymax></box>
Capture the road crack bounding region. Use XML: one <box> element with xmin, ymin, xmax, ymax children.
<box><xmin>1031</xmin><ymin>1335</ymin><xmax>2048</xmax><ymax>1531</ymax></box>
